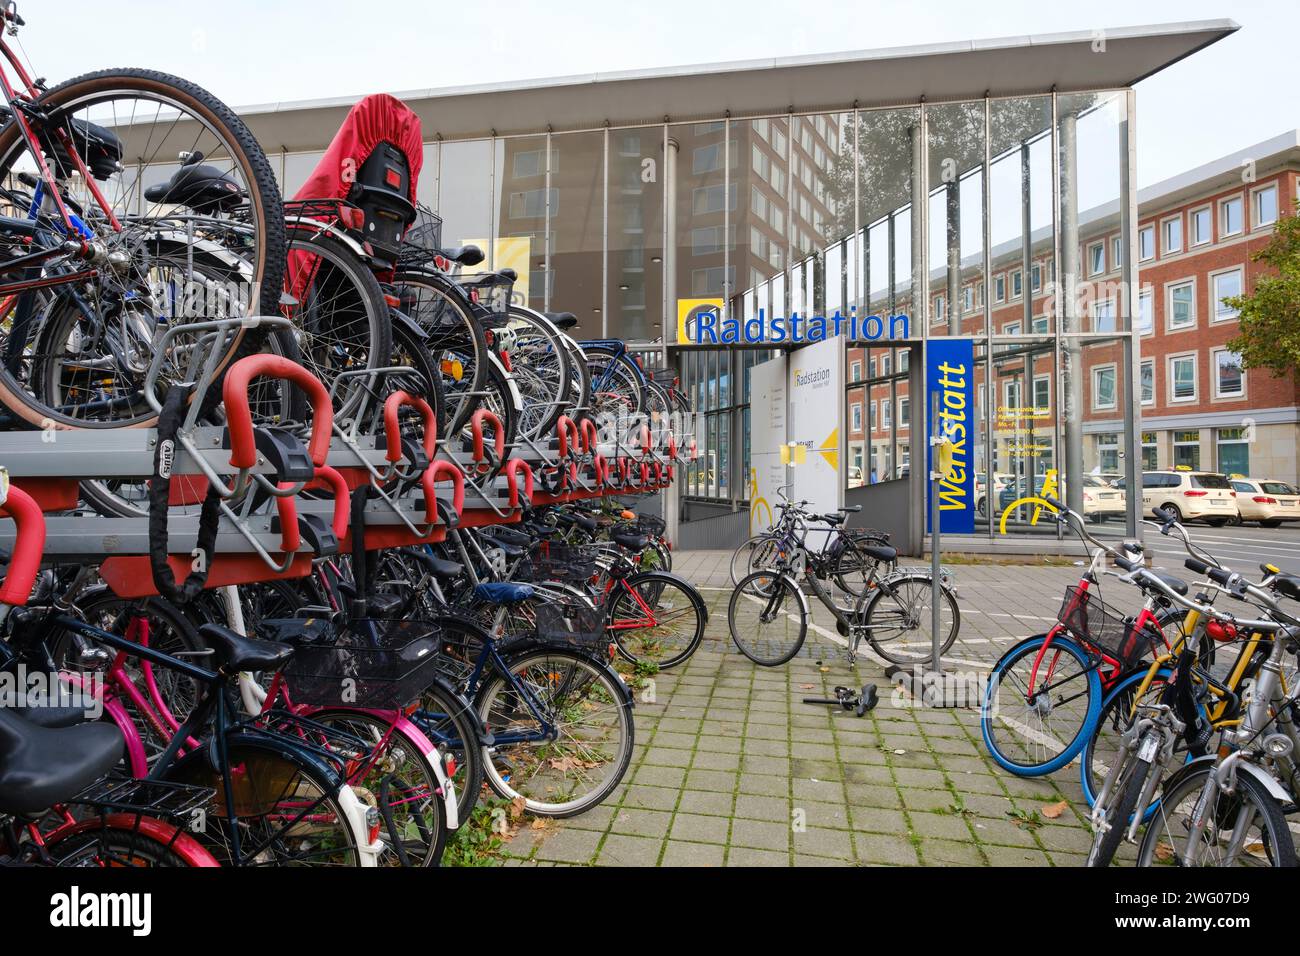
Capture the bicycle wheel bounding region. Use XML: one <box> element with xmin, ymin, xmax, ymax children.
<box><xmin>730</xmin><ymin>534</ymin><xmax>778</xmax><ymax>586</ymax></box>
<box><xmin>1087</xmin><ymin>753</ymin><xmax>1153</xmax><ymax>867</ymax></box>
<box><xmin>45</xmin><ymin>824</ymin><xmax>209</xmax><ymax>867</ymax></box>
<box><xmin>475</xmin><ymin>648</ymin><xmax>633</xmax><ymax>817</ymax></box>
<box><xmin>831</xmin><ymin>541</ymin><xmax>881</xmax><ymax>597</ymax></box>
<box><xmin>310</xmin><ymin>710</ymin><xmax>448</xmax><ymax>867</ymax></box>
<box><xmin>1080</xmin><ymin>667</ymin><xmax>1174</xmax><ymax>809</ymax></box>
<box><xmin>1138</xmin><ymin>764</ymin><xmax>1297</xmax><ymax>867</ymax></box>
<box><xmin>392</xmin><ymin>268</ymin><xmax>488</xmax><ymax>438</ymax></box>
<box><xmin>981</xmin><ymin>632</ymin><xmax>1102</xmax><ymax>776</ymax></box>
<box><xmin>858</xmin><ymin>573</ymin><xmax>959</xmax><ymax>666</ymax></box>
<box><xmin>412</xmin><ymin>679</ymin><xmax>486</xmax><ymax>825</ymax></box>
<box><xmin>607</xmin><ymin>572</ymin><xmax>706</xmax><ymax>670</ymax></box>
<box><xmin>641</xmin><ymin>537</ymin><xmax>672</xmax><ymax>573</ymax></box>
<box><xmin>583</xmin><ymin>345</ymin><xmax>646</xmax><ymax>418</ymax></box>
<box><xmin>727</xmin><ymin>571</ymin><xmax>807</xmax><ymax>666</ymax></box>
<box><xmin>283</xmin><ymin>231</ymin><xmax>391</xmax><ymax>423</ymax></box>
<box><xmin>0</xmin><ymin>68</ymin><xmax>283</xmax><ymax>428</ymax></box>
<box><xmin>504</xmin><ymin>307</ymin><xmax>569</xmax><ymax>441</ymax></box>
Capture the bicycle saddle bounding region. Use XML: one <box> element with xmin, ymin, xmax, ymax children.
<box><xmin>473</xmin><ymin>582</ymin><xmax>535</xmax><ymax>605</ymax></box>
<box><xmin>0</xmin><ymin>709</ymin><xmax>123</xmax><ymax>816</ymax></box>
<box><xmin>439</xmin><ymin>244</ymin><xmax>485</xmax><ymax>267</ymax></box>
<box><xmin>1272</xmin><ymin>572</ymin><xmax>1300</xmax><ymax>603</ymax></box>
<box><xmin>1149</xmin><ymin>570</ymin><xmax>1188</xmax><ymax>597</ymax></box>
<box><xmin>417</xmin><ymin>552</ymin><xmax>464</xmax><ymax>579</ymax></box>
<box><xmin>253</xmin><ymin>616</ymin><xmax>334</xmax><ymax>647</ymax></box>
<box><xmin>7</xmin><ymin>691</ymin><xmax>97</xmax><ymax>729</ymax></box>
<box><xmin>556</xmin><ymin>511</ymin><xmax>597</xmax><ymax>533</ymax></box>
<box><xmin>198</xmin><ymin>623</ymin><xmax>294</xmax><ymax>673</ymax></box>
<box><xmin>612</xmin><ymin>530</ymin><xmax>649</xmax><ymax>552</ymax></box>
<box><xmin>545</xmin><ymin>311</ymin><xmax>579</xmax><ymax>330</ymax></box>
<box><xmin>861</xmin><ymin>543</ymin><xmax>898</xmax><ymax>563</ymax></box>
<box><xmin>144</xmin><ymin>152</ymin><xmax>244</xmax><ymax>213</ymax></box>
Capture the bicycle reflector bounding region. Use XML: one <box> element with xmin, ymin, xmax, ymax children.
<box><xmin>1206</xmin><ymin>619</ymin><xmax>1237</xmax><ymax>643</ymax></box>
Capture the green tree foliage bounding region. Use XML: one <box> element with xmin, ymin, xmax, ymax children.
<box><xmin>1226</xmin><ymin>199</ymin><xmax>1300</xmax><ymax>378</ymax></box>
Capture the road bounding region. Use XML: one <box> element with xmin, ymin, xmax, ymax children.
<box><xmin>1138</xmin><ymin>520</ymin><xmax>1300</xmax><ymax>573</ymax></box>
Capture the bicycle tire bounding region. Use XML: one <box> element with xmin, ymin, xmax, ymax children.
<box><xmin>412</xmin><ymin>678</ymin><xmax>486</xmax><ymax>825</ymax></box>
<box><xmin>730</xmin><ymin>534</ymin><xmax>777</xmax><ymax>586</ymax></box>
<box><xmin>1080</xmin><ymin>666</ymin><xmax>1174</xmax><ymax>809</ymax></box>
<box><xmin>583</xmin><ymin>343</ymin><xmax>646</xmax><ymax>416</ymax></box>
<box><xmin>44</xmin><ymin>821</ymin><xmax>212</xmax><ymax>867</ymax></box>
<box><xmin>981</xmin><ymin>632</ymin><xmax>1102</xmax><ymax>776</ymax></box>
<box><xmin>727</xmin><ymin>570</ymin><xmax>807</xmax><ymax>666</ymax></box>
<box><xmin>1138</xmin><ymin>763</ymin><xmax>1296</xmax><ymax>867</ymax></box>
<box><xmin>504</xmin><ymin>306</ymin><xmax>570</xmax><ymax>441</ymax></box>
<box><xmin>0</xmin><ymin>68</ymin><xmax>284</xmax><ymax>428</ymax></box>
<box><xmin>1086</xmin><ymin>754</ymin><xmax>1152</xmax><ymax>867</ymax></box>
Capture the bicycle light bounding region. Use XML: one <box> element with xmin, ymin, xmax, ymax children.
<box><xmin>1264</xmin><ymin>734</ymin><xmax>1293</xmax><ymax>758</ymax></box>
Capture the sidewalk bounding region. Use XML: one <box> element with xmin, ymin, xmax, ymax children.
<box><xmin>498</xmin><ymin>553</ymin><xmax>1103</xmax><ymax>867</ymax></box>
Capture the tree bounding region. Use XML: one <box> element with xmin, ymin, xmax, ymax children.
<box><xmin>1226</xmin><ymin>199</ymin><xmax>1300</xmax><ymax>378</ymax></box>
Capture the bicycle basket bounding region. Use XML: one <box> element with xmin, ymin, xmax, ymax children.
<box><xmin>280</xmin><ymin>620</ymin><xmax>444</xmax><ymax>710</ymax></box>
<box><xmin>634</xmin><ymin>513</ymin><xmax>667</xmax><ymax>537</ymax></box>
<box><xmin>520</xmin><ymin>543</ymin><xmax>599</xmax><ymax>586</ymax></box>
<box><xmin>647</xmin><ymin>367</ymin><xmax>678</xmax><ymax>386</ymax></box>
<box><xmin>401</xmin><ymin>202</ymin><xmax>443</xmax><ymax>261</ymax></box>
<box><xmin>463</xmin><ymin>272</ymin><xmax>514</xmax><ymax>327</ymax></box>
<box><xmin>535</xmin><ymin>602</ymin><xmax>609</xmax><ymax>653</ymax></box>
<box><xmin>1056</xmin><ymin>585</ymin><xmax>1158</xmax><ymax>669</ymax></box>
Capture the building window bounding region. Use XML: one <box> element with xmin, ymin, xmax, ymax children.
<box><xmin>1093</xmin><ymin>298</ymin><xmax>1116</xmax><ymax>333</ymax></box>
<box><xmin>1253</xmin><ymin>184</ymin><xmax>1278</xmax><ymax>228</ymax></box>
<box><xmin>1212</xmin><ymin>268</ymin><xmax>1242</xmax><ymax>322</ymax></box>
<box><xmin>1031</xmin><ymin>263</ymin><xmax>1042</xmax><ymax>292</ymax></box>
<box><xmin>1140</xmin><ymin>360</ymin><xmax>1155</xmax><ymax>405</ymax></box>
<box><xmin>1217</xmin><ymin>427</ymin><xmax>1249</xmax><ymax>476</ymax></box>
<box><xmin>850</xmin><ymin>361</ymin><xmax>861</xmax><ymax>383</ymax></box>
<box><xmin>1111</xmin><ymin>235</ymin><xmax>1122</xmax><ymax>271</ymax></box>
<box><xmin>994</xmin><ymin>274</ymin><xmax>1005</xmax><ymax>302</ymax></box>
<box><xmin>1097</xmin><ymin>433</ymin><xmax>1120</xmax><ymax>473</ymax></box>
<box><xmin>1167</xmin><ymin>280</ymin><xmax>1195</xmax><ymax>330</ymax></box>
<box><xmin>869</xmin><ymin>401</ymin><xmax>877</xmax><ymax>430</ymax></box>
<box><xmin>1137</xmin><ymin>289</ymin><xmax>1154</xmax><ymax>334</ymax></box>
<box><xmin>1162</xmin><ymin>216</ymin><xmax>1182</xmax><ymax>256</ymax></box>
<box><xmin>1169</xmin><ymin>354</ymin><xmax>1197</xmax><ymax>403</ymax></box>
<box><xmin>1138</xmin><ymin>225</ymin><xmax>1154</xmax><ymax>261</ymax></box>
<box><xmin>1174</xmin><ymin>430</ymin><xmax>1201</xmax><ymax>471</ymax></box>
<box><xmin>1031</xmin><ymin>314</ymin><xmax>1049</xmax><ymax>334</ymax></box>
<box><xmin>1003</xmin><ymin>379</ymin><xmax>1021</xmax><ymax>411</ymax></box>
<box><xmin>851</xmin><ymin>402</ymin><xmax>862</xmax><ymax>431</ymax></box>
<box><xmin>1141</xmin><ymin>431</ymin><xmax>1159</xmax><ymax>471</ymax></box>
<box><xmin>1191</xmin><ymin>206</ymin><xmax>1211</xmax><ymax>245</ymax></box>
<box><xmin>508</xmin><ymin>188</ymin><xmax>556</xmax><ymax>219</ymax></box>
<box><xmin>1033</xmin><ymin>375</ymin><xmax>1051</xmax><ymax>412</ymax></box>
<box><xmin>1093</xmin><ymin>365</ymin><xmax>1117</xmax><ymax>410</ymax></box>
<box><xmin>1088</xmin><ymin>242</ymin><xmax>1104</xmax><ymax>276</ymax></box>
<box><xmin>898</xmin><ymin>397</ymin><xmax>910</xmax><ymax>429</ymax></box>
<box><xmin>1213</xmin><ymin>349</ymin><xmax>1245</xmax><ymax>399</ymax></box>
<box><xmin>882</xmin><ymin>399</ymin><xmax>891</xmax><ymax>429</ymax></box>
<box><xmin>1011</xmin><ymin>270</ymin><xmax>1022</xmax><ymax>298</ymax></box>
<box><xmin>1220</xmin><ymin>195</ymin><xmax>1243</xmax><ymax>237</ymax></box>
<box><xmin>933</xmin><ymin>294</ymin><xmax>946</xmax><ymax>323</ymax></box>
<box><xmin>693</xmin><ymin>183</ymin><xmax>736</xmax><ymax>215</ymax></box>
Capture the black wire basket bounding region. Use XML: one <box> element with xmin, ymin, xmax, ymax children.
<box><xmin>280</xmin><ymin>620</ymin><xmax>444</xmax><ymax>710</ymax></box>
<box><xmin>463</xmin><ymin>272</ymin><xmax>514</xmax><ymax>327</ymax></box>
<box><xmin>647</xmin><ymin>367</ymin><xmax>678</xmax><ymax>386</ymax></box>
<box><xmin>401</xmin><ymin>202</ymin><xmax>443</xmax><ymax>261</ymax></box>
<box><xmin>1057</xmin><ymin>585</ymin><xmax>1159</xmax><ymax>669</ymax></box>
<box><xmin>634</xmin><ymin>513</ymin><xmax>667</xmax><ymax>537</ymax></box>
<box><xmin>535</xmin><ymin>602</ymin><xmax>609</xmax><ymax>653</ymax></box>
<box><xmin>520</xmin><ymin>543</ymin><xmax>600</xmax><ymax>586</ymax></box>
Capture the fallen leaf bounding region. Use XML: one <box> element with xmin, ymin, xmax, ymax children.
<box><xmin>1041</xmin><ymin>800</ymin><xmax>1069</xmax><ymax>820</ymax></box>
<box><xmin>1154</xmin><ymin>842</ymin><xmax>1174</xmax><ymax>863</ymax></box>
<box><xmin>530</xmin><ymin>818</ymin><xmax>548</xmax><ymax>830</ymax></box>
<box><xmin>509</xmin><ymin>796</ymin><xmax>527</xmax><ymax>821</ymax></box>
<box><xmin>893</xmin><ymin>749</ymin><xmax>907</xmax><ymax>755</ymax></box>
<box><xmin>800</xmin><ymin>683</ymin><xmax>815</xmax><ymax>690</ymax></box>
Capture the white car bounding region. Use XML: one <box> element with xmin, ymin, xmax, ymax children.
<box><xmin>1227</xmin><ymin>477</ymin><xmax>1300</xmax><ymax>527</ymax></box>
<box><xmin>1140</xmin><ymin>470</ymin><xmax>1238</xmax><ymax>526</ymax></box>
<box><xmin>1081</xmin><ymin>474</ymin><xmax>1126</xmax><ymax>522</ymax></box>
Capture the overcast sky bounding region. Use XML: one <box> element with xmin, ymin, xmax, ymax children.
<box><xmin>19</xmin><ymin>0</ymin><xmax>1296</xmax><ymax>187</ymax></box>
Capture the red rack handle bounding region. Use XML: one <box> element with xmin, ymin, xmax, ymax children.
<box><xmin>382</xmin><ymin>391</ymin><xmax>437</xmax><ymax>463</ymax></box>
<box><xmin>423</xmin><ymin>460</ymin><xmax>465</xmax><ymax>523</ymax></box>
<box><xmin>579</xmin><ymin>418</ymin><xmax>598</xmax><ymax>455</ymax></box>
<box><xmin>225</xmin><ymin>355</ymin><xmax>333</xmax><ymax>469</ymax></box>
<box><xmin>666</xmin><ymin>435</ymin><xmax>678</xmax><ymax>460</ymax></box>
<box><xmin>592</xmin><ymin>453</ymin><xmax>607</xmax><ymax>487</ymax></box>
<box><xmin>470</xmin><ymin>408</ymin><xmax>505</xmax><ymax>464</ymax></box>
<box><xmin>505</xmin><ymin>459</ymin><xmax>534</xmax><ymax>509</ymax></box>
<box><xmin>555</xmin><ymin>415</ymin><xmax>579</xmax><ymax>459</ymax></box>
<box><xmin>306</xmin><ymin>465</ymin><xmax>350</xmax><ymax>538</ymax></box>
<box><xmin>0</xmin><ymin>485</ymin><xmax>44</xmax><ymax>606</ymax></box>
<box><xmin>274</xmin><ymin>493</ymin><xmax>300</xmax><ymax>555</ymax></box>
<box><xmin>636</xmin><ymin>424</ymin><xmax>652</xmax><ymax>455</ymax></box>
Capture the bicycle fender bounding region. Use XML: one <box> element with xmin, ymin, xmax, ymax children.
<box><xmin>166</xmin><ymin>728</ymin><xmax>347</xmax><ymax>794</ymax></box>
<box><xmin>1161</xmin><ymin>754</ymin><xmax>1294</xmax><ymax>808</ymax></box>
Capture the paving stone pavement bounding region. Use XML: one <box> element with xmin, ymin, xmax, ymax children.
<box><xmin>498</xmin><ymin>551</ymin><xmax>1112</xmax><ymax>867</ymax></box>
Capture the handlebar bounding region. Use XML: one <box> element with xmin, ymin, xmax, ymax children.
<box><xmin>0</xmin><ymin>482</ymin><xmax>44</xmax><ymax>607</ymax></box>
<box><xmin>224</xmin><ymin>355</ymin><xmax>333</xmax><ymax>468</ymax></box>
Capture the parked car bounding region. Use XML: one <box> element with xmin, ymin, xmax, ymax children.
<box><xmin>1139</xmin><ymin>470</ymin><xmax>1238</xmax><ymax>526</ymax></box>
<box><xmin>1081</xmin><ymin>474</ymin><xmax>1126</xmax><ymax>522</ymax></box>
<box><xmin>975</xmin><ymin>472</ymin><xmax>1013</xmax><ymax>517</ymax></box>
<box><xmin>1227</xmin><ymin>477</ymin><xmax>1300</xmax><ymax>527</ymax></box>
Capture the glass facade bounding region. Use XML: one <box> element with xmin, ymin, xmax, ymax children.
<box><xmin>261</xmin><ymin>87</ymin><xmax>1140</xmax><ymax>541</ymax></box>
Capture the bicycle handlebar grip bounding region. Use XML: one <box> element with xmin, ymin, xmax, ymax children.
<box><xmin>224</xmin><ymin>355</ymin><xmax>333</xmax><ymax>468</ymax></box>
<box><xmin>579</xmin><ymin>418</ymin><xmax>598</xmax><ymax>455</ymax></box>
<box><xmin>505</xmin><ymin>459</ymin><xmax>534</xmax><ymax>509</ymax></box>
<box><xmin>1153</xmin><ymin>505</ymin><xmax>1178</xmax><ymax>523</ymax></box>
<box><xmin>0</xmin><ymin>485</ymin><xmax>44</xmax><ymax>606</ymax></box>
<box><xmin>1185</xmin><ymin>557</ymin><xmax>1211</xmax><ymax>576</ymax></box>
<box><xmin>1208</xmin><ymin>567</ymin><xmax>1233</xmax><ymax>587</ymax></box>
<box><xmin>307</xmin><ymin>465</ymin><xmax>350</xmax><ymax>539</ymax></box>
<box><xmin>382</xmin><ymin>391</ymin><xmax>436</xmax><ymax>463</ymax></box>
<box><xmin>470</xmin><ymin>408</ymin><xmax>505</xmax><ymax>463</ymax></box>
<box><xmin>1042</xmin><ymin>494</ymin><xmax>1065</xmax><ymax>512</ymax></box>
<box><xmin>1115</xmin><ymin>555</ymin><xmax>1140</xmax><ymax>573</ymax></box>
<box><xmin>423</xmin><ymin>460</ymin><xmax>465</xmax><ymax>523</ymax></box>
<box><xmin>555</xmin><ymin>415</ymin><xmax>579</xmax><ymax>459</ymax></box>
